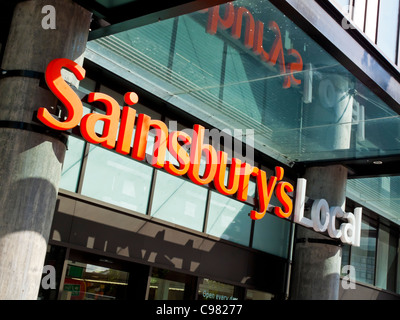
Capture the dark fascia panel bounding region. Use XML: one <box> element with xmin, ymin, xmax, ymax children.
<box><xmin>80</xmin><ymin>0</ymin><xmax>232</xmax><ymax>41</ymax></box>
<box><xmin>269</xmin><ymin>0</ymin><xmax>400</xmax><ymax>115</ymax></box>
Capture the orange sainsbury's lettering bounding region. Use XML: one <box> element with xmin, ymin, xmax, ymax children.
<box><xmin>250</xmin><ymin>167</ymin><xmax>283</xmax><ymax>220</ymax></box>
<box><xmin>37</xmin><ymin>58</ymin><xmax>85</xmax><ymax>130</ymax></box>
<box><xmin>274</xmin><ymin>181</ymin><xmax>294</xmax><ymax>218</ymax></box>
<box><xmin>165</xmin><ymin>131</ymin><xmax>191</xmax><ymax>176</ymax></box>
<box><xmin>187</xmin><ymin>124</ymin><xmax>218</xmax><ymax>185</ymax></box>
<box><xmin>132</xmin><ymin>114</ymin><xmax>168</xmax><ymax>169</ymax></box>
<box><xmin>39</xmin><ymin>58</ymin><xmax>295</xmax><ymax>223</ymax></box>
<box><xmin>236</xmin><ymin>162</ymin><xmax>254</xmax><ymax>202</ymax></box>
<box><xmin>214</xmin><ymin>151</ymin><xmax>241</xmax><ymax>196</ymax></box>
<box><xmin>80</xmin><ymin>92</ymin><xmax>121</xmax><ymax>149</ymax></box>
<box><xmin>115</xmin><ymin>92</ymin><xmax>139</xmax><ymax>155</ymax></box>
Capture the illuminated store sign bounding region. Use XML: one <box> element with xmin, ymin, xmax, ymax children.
<box><xmin>203</xmin><ymin>2</ymin><xmax>303</xmax><ymax>89</ymax></box>
<box><xmin>37</xmin><ymin>58</ymin><xmax>361</xmax><ymax>247</ymax></box>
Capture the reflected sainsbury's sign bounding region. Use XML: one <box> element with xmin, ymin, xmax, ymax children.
<box><xmin>202</xmin><ymin>2</ymin><xmax>303</xmax><ymax>89</ymax></box>
<box><xmin>37</xmin><ymin>58</ymin><xmax>361</xmax><ymax>246</ymax></box>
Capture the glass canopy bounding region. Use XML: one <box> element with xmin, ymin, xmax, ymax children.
<box><xmin>85</xmin><ymin>0</ymin><xmax>400</xmax><ymax>225</ymax></box>
<box><xmin>87</xmin><ymin>0</ymin><xmax>400</xmax><ymax>165</ymax></box>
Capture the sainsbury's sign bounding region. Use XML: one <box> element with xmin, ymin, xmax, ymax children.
<box><xmin>37</xmin><ymin>58</ymin><xmax>361</xmax><ymax>246</ymax></box>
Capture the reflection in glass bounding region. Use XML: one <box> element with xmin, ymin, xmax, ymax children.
<box><xmin>151</xmin><ymin>171</ymin><xmax>208</xmax><ymax>231</ymax></box>
<box><xmin>206</xmin><ymin>192</ymin><xmax>252</xmax><ymax>246</ymax></box>
<box><xmin>148</xmin><ymin>268</ymin><xmax>196</xmax><ymax>300</ymax></box>
<box><xmin>347</xmin><ymin>176</ymin><xmax>400</xmax><ymax>230</ymax></box>
<box><xmin>81</xmin><ymin>145</ymin><xmax>153</xmax><ymax>213</ymax></box>
<box><xmin>89</xmin><ymin>0</ymin><xmax>400</xmax><ymax>165</ymax></box>
<box><xmin>149</xmin><ymin>277</ymin><xmax>185</xmax><ymax>300</ymax></box>
<box><xmin>245</xmin><ymin>289</ymin><xmax>274</xmax><ymax>300</ymax></box>
<box><xmin>61</xmin><ymin>262</ymin><xmax>129</xmax><ymax>300</ymax></box>
<box><xmin>197</xmin><ymin>278</ymin><xmax>240</xmax><ymax>300</ymax></box>
<box><xmin>252</xmin><ymin>213</ymin><xmax>290</xmax><ymax>258</ymax></box>
<box><xmin>376</xmin><ymin>224</ymin><xmax>397</xmax><ymax>291</ymax></box>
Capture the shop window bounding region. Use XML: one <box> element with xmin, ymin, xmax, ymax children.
<box><xmin>245</xmin><ymin>289</ymin><xmax>274</xmax><ymax>300</ymax></box>
<box><xmin>38</xmin><ymin>245</ymin><xmax>67</xmax><ymax>300</ymax></box>
<box><xmin>81</xmin><ymin>144</ymin><xmax>153</xmax><ymax>214</ymax></box>
<box><xmin>350</xmin><ymin>218</ymin><xmax>377</xmax><ymax>285</ymax></box>
<box><xmin>197</xmin><ymin>278</ymin><xmax>242</xmax><ymax>300</ymax></box>
<box><xmin>252</xmin><ymin>213</ymin><xmax>291</xmax><ymax>259</ymax></box>
<box><xmin>59</xmin><ymin>136</ymin><xmax>86</xmax><ymax>192</ymax></box>
<box><xmin>340</xmin><ymin>244</ymin><xmax>351</xmax><ymax>276</ymax></box>
<box><xmin>59</xmin><ymin>106</ymin><xmax>91</xmax><ymax>193</ymax></box>
<box><xmin>150</xmin><ymin>171</ymin><xmax>208</xmax><ymax>231</ymax></box>
<box><xmin>148</xmin><ymin>268</ymin><xmax>196</xmax><ymax>300</ymax></box>
<box><xmin>61</xmin><ymin>261</ymin><xmax>129</xmax><ymax>300</ymax></box>
<box><xmin>376</xmin><ymin>224</ymin><xmax>398</xmax><ymax>292</ymax></box>
<box><xmin>206</xmin><ymin>191</ymin><xmax>252</xmax><ymax>246</ymax></box>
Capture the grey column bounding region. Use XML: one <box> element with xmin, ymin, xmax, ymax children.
<box><xmin>0</xmin><ymin>0</ymin><xmax>91</xmax><ymax>299</ymax></box>
<box><xmin>290</xmin><ymin>165</ymin><xmax>347</xmax><ymax>300</ymax></box>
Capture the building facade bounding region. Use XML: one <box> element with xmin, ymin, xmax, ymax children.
<box><xmin>0</xmin><ymin>0</ymin><xmax>400</xmax><ymax>300</ymax></box>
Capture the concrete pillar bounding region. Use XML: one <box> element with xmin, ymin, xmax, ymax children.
<box><xmin>0</xmin><ymin>0</ymin><xmax>91</xmax><ymax>299</ymax></box>
<box><xmin>290</xmin><ymin>165</ymin><xmax>347</xmax><ymax>300</ymax></box>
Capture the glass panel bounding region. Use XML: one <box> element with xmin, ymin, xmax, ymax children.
<box><xmin>245</xmin><ymin>289</ymin><xmax>274</xmax><ymax>300</ymax></box>
<box><xmin>61</xmin><ymin>261</ymin><xmax>129</xmax><ymax>300</ymax></box>
<box><xmin>397</xmin><ymin>237</ymin><xmax>400</xmax><ymax>294</ymax></box>
<box><xmin>377</xmin><ymin>0</ymin><xmax>400</xmax><ymax>62</ymax></box>
<box><xmin>59</xmin><ymin>136</ymin><xmax>86</xmax><ymax>192</ymax></box>
<box><xmin>376</xmin><ymin>224</ymin><xmax>397</xmax><ymax>291</ymax></box>
<box><xmin>81</xmin><ymin>145</ymin><xmax>153</xmax><ymax>214</ymax></box>
<box><xmin>365</xmin><ymin>0</ymin><xmax>379</xmax><ymax>41</ymax></box>
<box><xmin>347</xmin><ymin>176</ymin><xmax>400</xmax><ymax>227</ymax></box>
<box><xmin>88</xmin><ymin>0</ymin><xmax>400</xmax><ymax>165</ymax></box>
<box><xmin>197</xmin><ymin>278</ymin><xmax>240</xmax><ymax>300</ymax></box>
<box><xmin>352</xmin><ymin>0</ymin><xmax>366</xmax><ymax>31</ymax></box>
<box><xmin>206</xmin><ymin>191</ymin><xmax>253</xmax><ymax>247</ymax></box>
<box><xmin>350</xmin><ymin>218</ymin><xmax>377</xmax><ymax>285</ymax></box>
<box><xmin>150</xmin><ymin>171</ymin><xmax>208</xmax><ymax>231</ymax></box>
<box><xmin>341</xmin><ymin>244</ymin><xmax>351</xmax><ymax>276</ymax></box>
<box><xmin>148</xmin><ymin>268</ymin><xmax>196</xmax><ymax>300</ymax></box>
<box><xmin>38</xmin><ymin>245</ymin><xmax>67</xmax><ymax>300</ymax></box>
<box><xmin>59</xmin><ymin>105</ymin><xmax>91</xmax><ymax>192</ymax></box>
<box><xmin>329</xmin><ymin>0</ymin><xmax>351</xmax><ymax>13</ymax></box>
<box><xmin>252</xmin><ymin>213</ymin><xmax>290</xmax><ymax>258</ymax></box>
